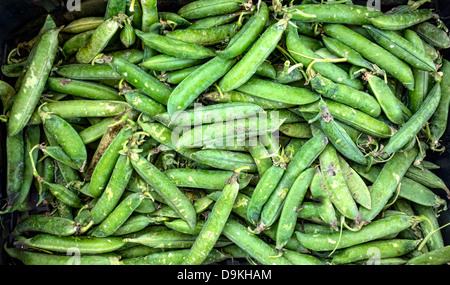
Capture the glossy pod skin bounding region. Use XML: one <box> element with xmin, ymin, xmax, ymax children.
<box><xmin>177</xmin><ymin>0</ymin><xmax>244</xmax><ymax>20</ymax></box>
<box><xmin>369</xmin><ymin>8</ymin><xmax>433</xmax><ymax>30</ymax></box>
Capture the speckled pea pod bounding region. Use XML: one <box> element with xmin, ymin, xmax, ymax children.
<box><xmin>167</xmin><ymin>56</ymin><xmax>236</xmax><ymax>116</ymax></box>
<box><xmin>140</xmin><ymin>0</ymin><xmax>158</xmax><ymax>32</ymax></box>
<box><xmin>332</xmin><ymin>239</ymin><xmax>421</xmax><ymax>265</ymax></box>
<box><xmin>276</xmin><ymin>167</ymin><xmax>315</xmax><ymax>250</ymax></box>
<box><xmin>130</xmin><ymin>154</ymin><xmax>197</xmax><ymax>229</ymax></box>
<box><xmin>39</xmin><ymin>145</ymin><xmax>81</xmax><ymax>171</ymax></box>
<box><xmin>105</xmin><ymin>0</ymin><xmax>126</xmax><ymax>19</ymax></box>
<box><xmin>322</xmin><ymin>23</ymin><xmax>414</xmax><ymax>90</ymax></box>
<box><xmin>189</xmin><ymin>149</ymin><xmax>257</xmax><ymax>172</ymax></box>
<box><xmin>279</xmin><ymin>123</ymin><xmax>311</xmax><ymax>139</ymax></box>
<box><xmin>124</xmin><ymin>90</ymin><xmax>166</xmax><ymax>117</ymax></box>
<box><xmin>158</xmin><ymin>11</ymin><xmax>192</xmax><ymax>27</ymax></box>
<box><xmin>79</xmin><ymin>117</ymin><xmax>117</xmax><ymax>145</ymax></box>
<box><xmin>383</xmin><ymin>83</ymin><xmax>441</xmax><ymax>154</ymax></box>
<box><xmin>122</xmin><ymin>248</ymin><xmax>227</xmax><ymax>265</ymax></box>
<box><xmin>76</xmin><ymin>15</ymin><xmax>125</xmax><ymax>64</ymax></box>
<box><xmin>62</xmin><ymin>30</ymin><xmax>95</xmax><ymax>58</ymax></box>
<box><xmin>413</xmin><ymin>21</ymin><xmax>450</xmax><ymax>49</ymax></box>
<box><xmin>202</xmin><ymin>90</ymin><xmax>296</xmax><ymax>109</ymax></box>
<box><xmin>62</xmin><ymin>17</ymin><xmax>104</xmax><ymax>33</ymax></box>
<box><xmin>12</xmin><ymin>215</ymin><xmax>90</xmax><ymax>237</ymax></box>
<box><xmin>406</xmin><ymin>245</ymin><xmax>450</xmax><ymax>265</ymax></box>
<box><xmin>405</xmin><ymin>165</ymin><xmax>449</xmax><ymax>194</ymax></box>
<box><xmin>359</xmin><ymin>146</ymin><xmax>419</xmax><ymax>222</ymax></box>
<box><xmin>55</xmin><ymin>64</ymin><xmax>121</xmax><ymax>80</ymax></box>
<box><xmin>7</xmin><ymin>27</ymin><xmax>60</xmax><ymax>137</ymax></box>
<box><xmin>165</xmin><ymin>23</ymin><xmax>238</xmax><ymax>46</ymax></box>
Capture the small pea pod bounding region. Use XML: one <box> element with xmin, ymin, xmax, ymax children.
<box><xmin>120</xmin><ymin>18</ymin><xmax>136</xmax><ymax>48</ymax></box>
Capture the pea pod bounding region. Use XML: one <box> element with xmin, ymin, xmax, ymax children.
<box><xmin>62</xmin><ymin>17</ymin><xmax>104</xmax><ymax>33</ymax></box>
<box><xmin>383</xmin><ymin>83</ymin><xmax>441</xmax><ymax>154</ymax></box>
<box><xmin>55</xmin><ymin>64</ymin><xmax>121</xmax><ymax>80</ymax></box>
<box><xmin>167</xmin><ymin>56</ymin><xmax>236</xmax><ymax>116</ymax></box>
<box><xmin>140</xmin><ymin>54</ymin><xmax>205</xmax><ymax>71</ymax></box>
<box><xmin>287</xmin><ymin>3</ymin><xmax>383</xmax><ymax>25</ymax></box>
<box><xmin>112</xmin><ymin>215</ymin><xmax>168</xmax><ymax>236</ymax></box>
<box><xmin>39</xmin><ymin>145</ymin><xmax>81</xmax><ymax>171</ymax></box>
<box><xmin>202</xmin><ymin>90</ymin><xmax>296</xmax><ymax>109</ymax></box>
<box><xmin>364</xmin><ymin>25</ymin><xmax>436</xmax><ymax>72</ymax></box>
<box><xmin>3</xmin><ymin>130</ymin><xmax>24</xmax><ymax>210</ymax></box>
<box><xmin>124</xmin><ymin>90</ymin><xmax>166</xmax><ymax>117</ymax></box>
<box><xmin>322</xmin><ymin>23</ymin><xmax>414</xmax><ymax>90</ymax></box>
<box><xmin>188</xmin><ymin>10</ymin><xmax>242</xmax><ymax>30</ymax></box>
<box><xmin>276</xmin><ymin>167</ymin><xmax>315</xmax><ymax>250</ymax></box>
<box><xmin>406</xmin><ymin>246</ymin><xmax>450</xmax><ymax>265</ymax></box>
<box><xmin>7</xmin><ymin>27</ymin><xmax>60</xmax><ymax>137</ymax></box>
<box><xmin>122</xmin><ymin>248</ymin><xmax>227</xmax><ymax>265</ymax></box>
<box><xmin>177</xmin><ymin>0</ymin><xmax>244</xmax><ymax>20</ymax></box>
<box><xmin>162</xmin><ymin>65</ymin><xmax>201</xmax><ymax>84</ymax></box>
<box><xmin>413</xmin><ymin>203</ymin><xmax>444</xmax><ymax>252</ymax></box>
<box><xmin>218</xmin><ymin>19</ymin><xmax>287</xmax><ymax>92</ymax></box>
<box><xmin>130</xmin><ymin>154</ymin><xmax>197</xmax><ymax>229</ymax></box>
<box><xmin>62</xmin><ymin>30</ymin><xmax>95</xmax><ymax>58</ymax></box>
<box><xmin>189</xmin><ymin>149</ymin><xmax>257</xmax><ymax>172</ymax></box>
<box><xmin>12</xmin><ymin>215</ymin><xmax>90</xmax><ymax>237</ymax></box>
<box><xmin>105</xmin><ymin>0</ymin><xmax>126</xmax><ymax>19</ymax></box>
<box><xmin>141</xmin><ymin>0</ymin><xmax>158</xmax><ymax>32</ymax></box>
<box><xmin>0</xmin><ymin>80</ymin><xmax>16</xmax><ymax>113</ymax></box>
<box><xmin>164</xmin><ymin>23</ymin><xmax>238</xmax><ymax>46</ymax></box>
<box><xmin>413</xmin><ymin>21</ymin><xmax>450</xmax><ymax>49</ymax></box>
<box><xmin>46</xmin><ymin>77</ymin><xmax>123</xmax><ymax>101</ymax></box>
<box><xmin>308</xmin><ymin>168</ymin><xmax>338</xmax><ymax>227</ymax></box>
<box><xmin>182</xmin><ymin>169</ymin><xmax>242</xmax><ymax>265</ymax></box>
<box><xmin>158</xmin><ymin>12</ymin><xmax>192</xmax><ymax>27</ymax></box>
<box><xmin>217</xmin><ymin>1</ymin><xmax>269</xmax><ymax>59</ymax></box>
<box><xmin>79</xmin><ymin>117</ymin><xmax>118</xmax><ymax>144</ymax></box>
<box><xmin>41</xmin><ymin>180</ymin><xmax>83</xmax><ymax>208</ymax></box>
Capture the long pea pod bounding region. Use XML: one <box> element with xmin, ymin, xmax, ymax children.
<box><xmin>164</xmin><ymin>23</ymin><xmax>238</xmax><ymax>46</ymax></box>
<box><xmin>177</xmin><ymin>0</ymin><xmax>244</xmax><ymax>20</ymax></box>
<box><xmin>369</xmin><ymin>8</ymin><xmax>433</xmax><ymax>30</ymax></box>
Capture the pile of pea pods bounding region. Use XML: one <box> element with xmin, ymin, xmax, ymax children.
<box><xmin>1</xmin><ymin>0</ymin><xmax>450</xmax><ymax>266</ymax></box>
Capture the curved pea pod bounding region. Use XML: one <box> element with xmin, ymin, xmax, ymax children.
<box><xmin>413</xmin><ymin>21</ymin><xmax>450</xmax><ymax>49</ymax></box>
<box><xmin>140</xmin><ymin>54</ymin><xmax>205</xmax><ymax>71</ymax></box>
<box><xmin>235</xmin><ymin>77</ymin><xmax>320</xmax><ymax>105</ymax></box>
<box><xmin>273</xmin><ymin>63</ymin><xmax>303</xmax><ymax>84</ymax></box>
<box><xmin>311</xmin><ymin>75</ymin><xmax>381</xmax><ymax>117</ymax></box>
<box><xmin>405</xmin><ymin>165</ymin><xmax>449</xmax><ymax>194</ymax></box>
<box><xmin>89</xmin><ymin>123</ymin><xmax>135</xmax><ymax>198</ymax></box>
<box><xmin>217</xmin><ymin>1</ymin><xmax>268</xmax><ymax>60</ymax></box>
<box><xmin>202</xmin><ymin>90</ymin><xmax>296</xmax><ymax>109</ymax></box>
<box><xmin>41</xmin><ymin>180</ymin><xmax>83</xmax><ymax>208</ymax></box>
<box><xmin>319</xmin><ymin>143</ymin><xmax>360</xmax><ymax>222</ymax></box>
<box><xmin>218</xmin><ymin>19</ymin><xmax>287</xmax><ymax>92</ymax></box>
<box><xmin>167</xmin><ymin>56</ymin><xmax>236</xmax><ymax>116</ymax></box>
<box><xmin>62</xmin><ymin>30</ymin><xmax>95</xmax><ymax>58</ymax></box>
<box><xmin>182</xmin><ymin>170</ymin><xmax>242</xmax><ymax>265</ymax></box>
<box><xmin>62</xmin><ymin>16</ymin><xmax>104</xmax><ymax>33</ymax></box>
<box><xmin>331</xmin><ymin>239</ymin><xmax>421</xmax><ymax>265</ymax></box>
<box><xmin>286</xmin><ymin>26</ymin><xmax>364</xmax><ymax>91</ymax></box>
<box><xmin>429</xmin><ymin>59</ymin><xmax>450</xmax><ymax>149</ymax></box>
<box><xmin>107</xmin><ymin>49</ymin><xmax>144</xmax><ymax>64</ymax></box>
<box><xmin>364</xmin><ymin>25</ymin><xmax>436</xmax><ymax>72</ymax></box>
<box><xmin>322</xmin><ymin>23</ymin><xmax>414</xmax><ymax>90</ymax></box>
<box><xmin>177</xmin><ymin>0</ymin><xmax>244</xmax><ymax>20</ymax></box>
<box><xmin>46</xmin><ymin>77</ymin><xmax>123</xmax><ymax>101</ymax></box>
<box><xmin>39</xmin><ymin>110</ymin><xmax>87</xmax><ymax>171</ymax></box>
<box><xmin>156</xmin><ymin>102</ymin><xmax>263</xmax><ymax>128</ymax></box>
<box><xmin>165</xmin><ymin>23</ymin><xmax>238</xmax><ymax>46</ymax></box>
<box><xmin>406</xmin><ymin>245</ymin><xmax>450</xmax><ymax>265</ymax></box>
<box><xmin>159</xmin><ymin>11</ymin><xmax>192</xmax><ymax>27</ymax></box>
<box><xmin>130</xmin><ymin>154</ymin><xmax>197</xmax><ymax>229</ymax></box>
<box><xmin>135</xmin><ymin>30</ymin><xmax>217</xmax><ymax>59</ymax></box>
<box><xmin>189</xmin><ymin>149</ymin><xmax>257</xmax><ymax>172</ymax></box>
<box><xmin>298</xmin><ymin>99</ymin><xmax>394</xmax><ymax>139</ymax></box>
<box><xmin>109</xmin><ymin>57</ymin><xmax>172</xmax><ymax>105</ymax></box>
<box><xmin>369</xmin><ymin>8</ymin><xmax>433</xmax><ymax>30</ymax></box>
<box><xmin>164</xmin><ymin>168</ymin><xmax>252</xmax><ymax>190</ymax></box>
<box><xmin>359</xmin><ymin>146</ymin><xmax>419</xmax><ymax>222</ymax></box>
<box><xmin>124</xmin><ymin>90</ymin><xmax>166</xmax><ymax>117</ymax></box>
<box><xmin>7</xmin><ymin>27</ymin><xmax>60</xmax><ymax>137</ymax></box>
<box><xmin>12</xmin><ymin>215</ymin><xmax>90</xmax><ymax>237</ymax></box>
<box><xmin>287</xmin><ymin>3</ymin><xmax>383</xmax><ymax>25</ymax></box>
<box><xmin>383</xmin><ymin>83</ymin><xmax>441</xmax><ymax>154</ymax></box>
<box><xmin>76</xmin><ymin>15</ymin><xmax>125</xmax><ymax>64</ymax></box>
<box><xmin>364</xmin><ymin>73</ymin><xmax>405</xmax><ymax>125</ymax></box>
<box><xmin>259</xmin><ymin>129</ymin><xmax>328</xmax><ymax>229</ymax></box>
<box><xmin>321</xmin><ymin>35</ymin><xmax>374</xmax><ymax>71</ymax></box>
<box><xmin>5</xmin><ymin>246</ymin><xmax>122</xmax><ymax>265</ymax></box>
<box><xmin>279</xmin><ymin>123</ymin><xmax>311</xmax><ymax>139</ymax></box>
<box><xmin>319</xmin><ymin>105</ymin><xmax>368</xmax><ymax>166</ymax></box>
<box><xmin>276</xmin><ymin>167</ymin><xmax>315</xmax><ymax>250</ymax></box>
<box><xmin>16</xmin><ymin>234</ymin><xmax>126</xmax><ymax>254</ymax></box>
<box><xmin>296</xmin><ymin>214</ymin><xmax>422</xmax><ymax>252</ymax></box>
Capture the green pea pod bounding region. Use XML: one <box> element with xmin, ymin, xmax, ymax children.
<box><xmin>287</xmin><ymin>3</ymin><xmax>383</xmax><ymax>25</ymax></box>
<box><xmin>218</xmin><ymin>19</ymin><xmax>287</xmax><ymax>92</ymax></box>
<box><xmin>369</xmin><ymin>8</ymin><xmax>433</xmax><ymax>30</ymax></box>
<box><xmin>359</xmin><ymin>146</ymin><xmax>419</xmax><ymax>222</ymax></box>
<box><xmin>189</xmin><ymin>149</ymin><xmax>257</xmax><ymax>172</ymax></box>
<box><xmin>122</xmin><ymin>248</ymin><xmax>227</xmax><ymax>265</ymax></box>
<box><xmin>311</xmin><ymin>74</ymin><xmax>380</xmax><ymax>117</ymax></box>
<box><xmin>429</xmin><ymin>59</ymin><xmax>450</xmax><ymax>149</ymax></box>
<box><xmin>158</xmin><ymin>12</ymin><xmax>192</xmax><ymax>27</ymax></box>
<box><xmin>286</xmin><ymin>25</ymin><xmax>364</xmax><ymax>91</ymax></box>
<box><xmin>383</xmin><ymin>83</ymin><xmax>441</xmax><ymax>154</ymax></box>
<box><xmin>308</xmin><ymin>168</ymin><xmax>338</xmax><ymax>228</ymax></box>
<box><xmin>62</xmin><ymin>30</ymin><xmax>95</xmax><ymax>58</ymax></box>
<box><xmin>0</xmin><ymin>80</ymin><xmax>16</xmax><ymax>113</ymax></box>
<box><xmin>222</xmin><ymin>218</ymin><xmax>292</xmax><ymax>265</ymax></box>
<box><xmin>105</xmin><ymin>0</ymin><xmax>126</xmax><ymax>19</ymax></box>
<box><xmin>4</xmin><ymin>130</ymin><xmax>24</xmax><ymax>210</ymax></box>
<box><xmin>406</xmin><ymin>246</ymin><xmax>450</xmax><ymax>265</ymax></box>
<box><xmin>140</xmin><ymin>54</ymin><xmax>205</xmax><ymax>71</ymax></box>
<box><xmin>107</xmin><ymin>49</ymin><xmax>144</xmax><ymax>64</ymax></box>
<box><xmin>167</xmin><ymin>56</ymin><xmax>236</xmax><ymax>116</ymax></box>
<box><xmin>39</xmin><ymin>109</ymin><xmax>87</xmax><ymax>171</ymax></box>
<box><xmin>177</xmin><ymin>0</ymin><xmax>244</xmax><ymax>20</ymax></box>
<box><xmin>319</xmin><ymin>104</ymin><xmax>368</xmax><ymax>166</ymax></box>
<box><xmin>17</xmin><ymin>234</ymin><xmax>125</xmax><ymax>254</ymax></box>
<box><xmin>283</xmin><ymin>250</ymin><xmax>326</xmax><ymax>265</ymax></box>
<box><xmin>217</xmin><ymin>1</ymin><xmax>269</xmax><ymax>59</ymax></box>
<box><xmin>162</xmin><ymin>65</ymin><xmax>201</xmax><ymax>84</ymax></box>
<box><xmin>135</xmin><ymin>30</ymin><xmax>217</xmax><ymax>59</ymax></box>
<box><xmin>182</xmin><ymin>170</ymin><xmax>242</xmax><ymax>265</ymax></box>
<box><xmin>188</xmin><ymin>10</ymin><xmax>241</xmax><ymax>30</ymax></box>
<box><xmin>130</xmin><ymin>154</ymin><xmax>197</xmax><ymax>229</ymax></box>
<box><xmin>124</xmin><ymin>90</ymin><xmax>166</xmax><ymax>117</ymax></box>
<box><xmin>413</xmin><ymin>203</ymin><xmax>444</xmax><ymax>252</ymax></box>
<box><xmin>141</xmin><ymin>0</ymin><xmax>158</xmax><ymax>32</ymax></box>
<box><xmin>276</xmin><ymin>167</ymin><xmax>315</xmax><ymax>250</ymax></box>
<box><xmin>322</xmin><ymin>23</ymin><xmax>414</xmax><ymax>90</ymax></box>
<box><xmin>364</xmin><ymin>25</ymin><xmax>436</xmax><ymax>72</ymax></box>
<box><xmin>413</xmin><ymin>21</ymin><xmax>450</xmax><ymax>49</ymax></box>
<box><xmin>202</xmin><ymin>90</ymin><xmax>296</xmax><ymax>109</ymax></box>
<box><xmin>247</xmin><ymin>139</ymin><xmax>273</xmax><ymax>176</ymax></box>
<box><xmin>332</xmin><ymin>239</ymin><xmax>421</xmax><ymax>265</ymax></box>
<box><xmin>12</xmin><ymin>215</ymin><xmax>90</xmax><ymax>237</ymax></box>
<box><xmin>364</xmin><ymin>73</ymin><xmax>405</xmax><ymax>125</ymax></box>
<box><xmin>112</xmin><ymin>215</ymin><xmax>168</xmax><ymax>236</ymax></box>
<box><xmin>55</xmin><ymin>64</ymin><xmax>121</xmax><ymax>80</ymax></box>
<box><xmin>109</xmin><ymin>57</ymin><xmax>172</xmax><ymax>105</ymax></box>
<box><xmin>41</xmin><ymin>180</ymin><xmax>83</xmax><ymax>208</ymax></box>
<box><xmin>62</xmin><ymin>17</ymin><xmax>104</xmax><ymax>33</ymax></box>
<box><xmin>295</xmin><ymin>214</ymin><xmax>422</xmax><ymax>251</ymax></box>
<box><xmin>321</xmin><ymin>35</ymin><xmax>374</xmax><ymax>71</ymax></box>
<box><xmin>235</xmin><ymin>77</ymin><xmax>320</xmax><ymax>105</ymax></box>
<box><xmin>405</xmin><ymin>165</ymin><xmax>449</xmax><ymax>193</ymax></box>
<box><xmin>165</xmin><ymin>23</ymin><xmax>238</xmax><ymax>46</ymax></box>
<box><xmin>40</xmin><ymin>145</ymin><xmax>81</xmax><ymax>171</ymax></box>
<box><xmin>7</xmin><ymin>27</ymin><xmax>60</xmax><ymax>137</ymax></box>
<box><xmin>89</xmin><ymin>123</ymin><xmax>135</xmax><ymax>198</ymax></box>
<box><xmin>76</xmin><ymin>15</ymin><xmax>125</xmax><ymax>64</ymax></box>
<box><xmin>120</xmin><ymin>19</ymin><xmax>136</xmax><ymax>48</ymax></box>
<box><xmin>46</xmin><ymin>77</ymin><xmax>124</xmax><ymax>101</ymax></box>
